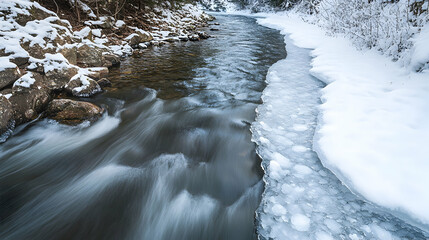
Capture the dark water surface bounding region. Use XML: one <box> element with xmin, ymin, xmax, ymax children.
<box><xmin>0</xmin><ymin>14</ymin><xmax>286</xmax><ymax>240</ymax></box>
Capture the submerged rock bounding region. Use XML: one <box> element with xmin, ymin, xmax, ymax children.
<box><xmin>45</xmin><ymin>99</ymin><xmax>104</xmax><ymax>125</ymax></box>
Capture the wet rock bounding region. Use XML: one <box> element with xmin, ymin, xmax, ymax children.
<box><xmin>188</xmin><ymin>34</ymin><xmax>200</xmax><ymax>41</ymax></box>
<box><xmin>76</xmin><ymin>44</ymin><xmax>104</xmax><ymax>67</ymax></box>
<box><xmin>103</xmin><ymin>54</ymin><xmax>121</xmax><ymax>67</ymax></box>
<box><xmin>127</xmin><ymin>31</ymin><xmax>153</xmax><ymax>48</ymax></box>
<box><xmin>138</xmin><ymin>43</ymin><xmax>148</xmax><ymax>49</ymax></box>
<box><xmin>210</xmin><ymin>28</ymin><xmax>219</xmax><ymax>31</ymax></box>
<box><xmin>202</xmin><ymin>13</ymin><xmax>216</xmax><ymax>21</ymax></box>
<box><xmin>9</xmin><ymin>86</ymin><xmax>51</xmax><ymax>124</ymax></box>
<box><xmin>97</xmin><ymin>78</ymin><xmax>112</xmax><ymax>88</ymax></box>
<box><xmin>165</xmin><ymin>38</ymin><xmax>178</xmax><ymax>43</ymax></box>
<box><xmin>198</xmin><ymin>31</ymin><xmax>210</xmax><ymax>39</ymax></box>
<box><xmin>179</xmin><ymin>36</ymin><xmax>189</xmax><ymax>41</ymax></box>
<box><xmin>45</xmin><ymin>99</ymin><xmax>104</xmax><ymax>125</ymax></box>
<box><xmin>127</xmin><ymin>34</ymin><xmax>142</xmax><ymax>48</ymax></box>
<box><xmin>151</xmin><ymin>41</ymin><xmax>160</xmax><ymax>46</ymax></box>
<box><xmin>65</xmin><ymin>76</ymin><xmax>102</xmax><ymax>97</ymax></box>
<box><xmin>0</xmin><ymin>67</ymin><xmax>21</xmax><ymax>90</ymax></box>
<box><xmin>137</xmin><ymin>31</ymin><xmax>153</xmax><ymax>42</ymax></box>
<box><xmin>0</xmin><ymin>96</ymin><xmax>14</xmax><ymax>141</ymax></box>
<box><xmin>86</xmin><ymin>67</ymin><xmax>109</xmax><ymax>80</ymax></box>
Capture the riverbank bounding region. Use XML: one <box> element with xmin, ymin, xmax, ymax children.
<box><xmin>249</xmin><ymin>11</ymin><xmax>429</xmax><ymax>237</ymax></box>
<box><xmin>0</xmin><ymin>0</ymin><xmax>214</xmax><ymax>142</ymax></box>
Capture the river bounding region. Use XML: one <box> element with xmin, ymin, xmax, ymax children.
<box><xmin>0</xmin><ymin>14</ymin><xmax>286</xmax><ymax>240</ymax></box>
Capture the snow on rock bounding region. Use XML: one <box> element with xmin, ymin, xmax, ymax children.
<box><xmin>74</xmin><ymin>26</ymin><xmax>92</xmax><ymax>38</ymax></box>
<box><xmin>115</xmin><ymin>20</ymin><xmax>125</xmax><ymax>28</ymax></box>
<box><xmin>0</xmin><ymin>57</ymin><xmax>18</xmax><ymax>71</ymax></box>
<box><xmin>91</xmin><ymin>29</ymin><xmax>102</xmax><ymax>38</ymax></box>
<box><xmin>252</xmin><ymin>12</ymin><xmax>429</xmax><ymax>239</ymax></box>
<box><xmin>65</xmin><ymin>68</ymin><xmax>102</xmax><ymax>97</ymax></box>
<box><xmin>13</xmin><ymin>72</ymin><xmax>35</xmax><ymax>88</ymax></box>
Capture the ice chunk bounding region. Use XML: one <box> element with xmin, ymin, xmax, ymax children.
<box><xmin>291</xmin><ymin>214</ymin><xmax>310</xmax><ymax>232</ymax></box>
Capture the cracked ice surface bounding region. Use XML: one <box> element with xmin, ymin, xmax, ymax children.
<box><xmin>252</xmin><ymin>35</ymin><xmax>429</xmax><ymax>240</ymax></box>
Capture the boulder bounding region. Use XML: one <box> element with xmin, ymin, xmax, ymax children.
<box><xmin>45</xmin><ymin>99</ymin><xmax>104</xmax><ymax>125</ymax></box>
<box><xmin>15</xmin><ymin>7</ymin><xmax>52</xmax><ymax>26</ymax></box>
<box><xmin>76</xmin><ymin>44</ymin><xmax>104</xmax><ymax>67</ymax></box>
<box><xmin>0</xmin><ymin>88</ymin><xmax>12</xmax><ymax>96</ymax></box>
<box><xmin>127</xmin><ymin>34</ymin><xmax>142</xmax><ymax>48</ymax></box>
<box><xmin>188</xmin><ymin>34</ymin><xmax>200</xmax><ymax>41</ymax></box>
<box><xmin>0</xmin><ymin>67</ymin><xmax>21</xmax><ymax>90</ymax></box>
<box><xmin>137</xmin><ymin>31</ymin><xmax>153</xmax><ymax>42</ymax></box>
<box><xmin>85</xmin><ymin>67</ymin><xmax>109</xmax><ymax>80</ymax></box>
<box><xmin>126</xmin><ymin>31</ymin><xmax>153</xmax><ymax>48</ymax></box>
<box><xmin>65</xmin><ymin>76</ymin><xmax>102</xmax><ymax>97</ymax></box>
<box><xmin>97</xmin><ymin>78</ymin><xmax>112</xmax><ymax>88</ymax></box>
<box><xmin>9</xmin><ymin>87</ymin><xmax>51</xmax><ymax>124</ymax></box>
<box><xmin>198</xmin><ymin>31</ymin><xmax>210</xmax><ymax>39</ymax></box>
<box><xmin>59</xmin><ymin>46</ymin><xmax>78</xmax><ymax>65</ymax></box>
<box><xmin>44</xmin><ymin>67</ymin><xmax>79</xmax><ymax>91</ymax></box>
<box><xmin>10</xmin><ymin>57</ymin><xmax>29</xmax><ymax>67</ymax></box>
<box><xmin>10</xmin><ymin>72</ymin><xmax>56</xmax><ymax>124</ymax></box>
<box><xmin>103</xmin><ymin>54</ymin><xmax>121</xmax><ymax>67</ymax></box>
<box><xmin>0</xmin><ymin>96</ymin><xmax>14</xmax><ymax>141</ymax></box>
<box><xmin>20</xmin><ymin>42</ymin><xmax>55</xmax><ymax>59</ymax></box>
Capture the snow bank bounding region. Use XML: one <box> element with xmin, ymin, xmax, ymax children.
<box><xmin>410</xmin><ymin>25</ymin><xmax>429</xmax><ymax>72</ymax></box>
<box><xmin>256</xmin><ymin>12</ymin><xmax>429</xmax><ymax>230</ymax></box>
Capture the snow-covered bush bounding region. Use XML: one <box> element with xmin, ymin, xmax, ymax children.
<box><xmin>311</xmin><ymin>0</ymin><xmax>429</xmax><ymax>69</ymax></box>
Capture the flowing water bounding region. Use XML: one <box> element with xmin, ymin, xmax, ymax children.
<box><xmin>0</xmin><ymin>14</ymin><xmax>286</xmax><ymax>240</ymax></box>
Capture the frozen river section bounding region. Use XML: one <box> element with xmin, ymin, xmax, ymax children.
<box><xmin>252</xmin><ymin>34</ymin><xmax>429</xmax><ymax>240</ymax></box>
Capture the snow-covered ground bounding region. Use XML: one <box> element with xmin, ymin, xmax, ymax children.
<box><xmin>250</xmin><ymin>12</ymin><xmax>429</xmax><ymax>238</ymax></box>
